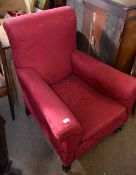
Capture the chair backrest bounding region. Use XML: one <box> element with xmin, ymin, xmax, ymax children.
<box><xmin>4</xmin><ymin>6</ymin><xmax>76</xmax><ymax>84</ymax></box>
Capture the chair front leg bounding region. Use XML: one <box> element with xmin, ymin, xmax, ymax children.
<box><xmin>62</xmin><ymin>164</ymin><xmax>71</xmax><ymax>172</ymax></box>
<box><xmin>132</xmin><ymin>100</ymin><xmax>136</xmax><ymax>115</ymax></box>
<box><xmin>25</xmin><ymin>104</ymin><xmax>31</xmax><ymax>117</ymax></box>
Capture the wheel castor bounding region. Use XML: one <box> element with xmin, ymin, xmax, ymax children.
<box><xmin>62</xmin><ymin>164</ymin><xmax>71</xmax><ymax>172</ymax></box>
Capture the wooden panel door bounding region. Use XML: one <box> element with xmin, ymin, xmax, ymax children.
<box><xmin>116</xmin><ymin>10</ymin><xmax>136</xmax><ymax>73</ymax></box>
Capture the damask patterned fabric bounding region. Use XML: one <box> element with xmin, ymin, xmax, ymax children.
<box><xmin>3</xmin><ymin>6</ymin><xmax>76</xmax><ymax>85</ymax></box>
<box><xmin>52</xmin><ymin>75</ymin><xmax>127</xmax><ymax>143</ymax></box>
<box><xmin>72</xmin><ymin>50</ymin><xmax>136</xmax><ymax>113</ymax></box>
<box><xmin>18</xmin><ymin>68</ymin><xmax>82</xmax><ymax>142</ymax></box>
<box><xmin>4</xmin><ymin>6</ymin><xmax>136</xmax><ymax>166</ymax></box>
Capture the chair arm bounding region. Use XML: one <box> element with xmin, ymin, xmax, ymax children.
<box><xmin>72</xmin><ymin>50</ymin><xmax>136</xmax><ymax>113</ymax></box>
<box><xmin>17</xmin><ymin>68</ymin><xmax>82</xmax><ymax>142</ymax></box>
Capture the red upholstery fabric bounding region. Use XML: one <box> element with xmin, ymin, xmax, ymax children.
<box><xmin>17</xmin><ymin>68</ymin><xmax>82</xmax><ymax>165</ymax></box>
<box><xmin>52</xmin><ymin>75</ymin><xmax>127</xmax><ymax>143</ymax></box>
<box><xmin>17</xmin><ymin>68</ymin><xmax>82</xmax><ymax>142</ymax></box>
<box><xmin>4</xmin><ymin>6</ymin><xmax>136</xmax><ymax>167</ymax></box>
<box><xmin>3</xmin><ymin>7</ymin><xmax>76</xmax><ymax>85</ymax></box>
<box><xmin>72</xmin><ymin>50</ymin><xmax>136</xmax><ymax>113</ymax></box>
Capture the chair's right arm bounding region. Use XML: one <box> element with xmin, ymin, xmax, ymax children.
<box><xmin>72</xmin><ymin>50</ymin><xmax>136</xmax><ymax>113</ymax></box>
<box><xmin>17</xmin><ymin>67</ymin><xmax>83</xmax><ymax>165</ymax></box>
<box><xmin>17</xmin><ymin>67</ymin><xmax>82</xmax><ymax>143</ymax></box>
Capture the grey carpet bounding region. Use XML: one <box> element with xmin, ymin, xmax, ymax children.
<box><xmin>0</xmin><ymin>89</ymin><xmax>136</xmax><ymax>175</ymax></box>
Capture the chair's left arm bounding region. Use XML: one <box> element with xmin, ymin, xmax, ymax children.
<box><xmin>72</xmin><ymin>50</ymin><xmax>136</xmax><ymax>113</ymax></box>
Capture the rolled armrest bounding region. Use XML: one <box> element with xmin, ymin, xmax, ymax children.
<box><xmin>72</xmin><ymin>50</ymin><xmax>136</xmax><ymax>113</ymax></box>
<box><xmin>17</xmin><ymin>68</ymin><xmax>82</xmax><ymax>142</ymax></box>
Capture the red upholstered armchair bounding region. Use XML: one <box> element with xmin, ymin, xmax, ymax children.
<box><xmin>4</xmin><ymin>6</ymin><xmax>136</xmax><ymax>172</ymax></box>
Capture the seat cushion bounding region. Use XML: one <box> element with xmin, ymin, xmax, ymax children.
<box><xmin>52</xmin><ymin>75</ymin><xmax>127</xmax><ymax>143</ymax></box>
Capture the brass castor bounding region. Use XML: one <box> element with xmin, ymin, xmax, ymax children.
<box><xmin>62</xmin><ymin>164</ymin><xmax>71</xmax><ymax>172</ymax></box>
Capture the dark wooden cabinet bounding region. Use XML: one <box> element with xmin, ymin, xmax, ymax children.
<box><xmin>54</xmin><ymin>0</ymin><xmax>66</xmax><ymax>7</ymax></box>
<box><xmin>78</xmin><ymin>0</ymin><xmax>136</xmax><ymax>74</ymax></box>
<box><xmin>0</xmin><ymin>115</ymin><xmax>9</xmax><ymax>174</ymax></box>
<box><xmin>50</xmin><ymin>0</ymin><xmax>66</xmax><ymax>8</ymax></box>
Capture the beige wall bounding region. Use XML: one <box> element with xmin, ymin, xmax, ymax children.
<box><xmin>0</xmin><ymin>0</ymin><xmax>32</xmax><ymax>16</ymax></box>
